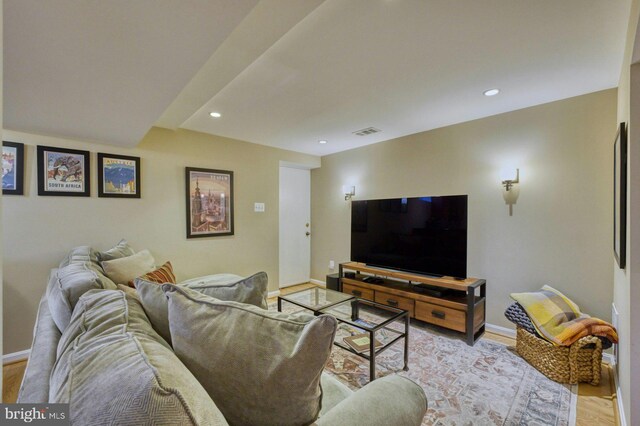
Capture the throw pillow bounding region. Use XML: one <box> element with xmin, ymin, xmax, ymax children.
<box><xmin>129</xmin><ymin>261</ymin><xmax>176</xmax><ymax>287</ymax></box>
<box><xmin>96</xmin><ymin>239</ymin><xmax>135</xmax><ymax>262</ymax></box>
<box><xmin>163</xmin><ymin>284</ymin><xmax>337</xmax><ymax>426</ymax></box>
<box><xmin>101</xmin><ymin>249</ymin><xmax>155</xmax><ymax>285</ymax></box>
<box><xmin>49</xmin><ymin>289</ymin><xmax>227</xmax><ymax>425</ymax></box>
<box><xmin>135</xmin><ymin>271</ymin><xmax>268</xmax><ymax>344</ymax></box>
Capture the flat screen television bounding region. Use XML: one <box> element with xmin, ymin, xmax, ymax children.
<box><xmin>350</xmin><ymin>195</ymin><xmax>468</xmax><ymax>278</ymax></box>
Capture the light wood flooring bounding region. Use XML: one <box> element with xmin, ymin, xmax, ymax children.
<box><xmin>3</xmin><ymin>283</ymin><xmax>619</xmax><ymax>425</ymax></box>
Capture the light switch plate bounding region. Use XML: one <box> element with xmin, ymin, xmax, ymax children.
<box><xmin>254</xmin><ymin>202</ymin><xmax>265</xmax><ymax>212</ymax></box>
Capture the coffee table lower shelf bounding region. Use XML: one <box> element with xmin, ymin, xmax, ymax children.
<box><xmin>319</xmin><ymin>299</ymin><xmax>410</xmax><ymax>382</ymax></box>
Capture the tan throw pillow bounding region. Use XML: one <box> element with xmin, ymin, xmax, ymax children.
<box><xmin>163</xmin><ymin>284</ymin><xmax>337</xmax><ymax>426</ymax></box>
<box><xmin>129</xmin><ymin>261</ymin><xmax>176</xmax><ymax>288</ymax></box>
<box><xmin>101</xmin><ymin>249</ymin><xmax>155</xmax><ymax>285</ymax></box>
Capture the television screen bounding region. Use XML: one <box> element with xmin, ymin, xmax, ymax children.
<box><xmin>350</xmin><ymin>195</ymin><xmax>467</xmax><ymax>278</ymax></box>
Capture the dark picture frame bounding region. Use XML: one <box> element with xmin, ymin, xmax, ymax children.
<box><xmin>37</xmin><ymin>145</ymin><xmax>90</xmax><ymax>197</ymax></box>
<box><xmin>2</xmin><ymin>141</ymin><xmax>25</xmax><ymax>195</ymax></box>
<box><xmin>185</xmin><ymin>167</ymin><xmax>234</xmax><ymax>238</ymax></box>
<box><xmin>97</xmin><ymin>153</ymin><xmax>141</xmax><ymax>198</ymax></box>
<box><xmin>614</xmin><ymin>122</ymin><xmax>627</xmax><ymax>269</ymax></box>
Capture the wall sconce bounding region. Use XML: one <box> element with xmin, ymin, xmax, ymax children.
<box><xmin>501</xmin><ymin>169</ymin><xmax>519</xmax><ymax>191</ymax></box>
<box><xmin>343</xmin><ymin>185</ymin><xmax>355</xmax><ymax>201</ymax></box>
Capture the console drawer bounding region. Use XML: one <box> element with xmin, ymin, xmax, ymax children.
<box><xmin>375</xmin><ymin>291</ymin><xmax>415</xmax><ymax>317</ymax></box>
<box><xmin>415</xmin><ymin>301</ymin><xmax>465</xmax><ymax>332</ymax></box>
<box><xmin>342</xmin><ymin>283</ymin><xmax>374</xmax><ymax>301</ymax></box>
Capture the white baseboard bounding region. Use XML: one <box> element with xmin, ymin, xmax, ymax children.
<box><xmin>3</xmin><ymin>349</ymin><xmax>30</xmax><ymax>365</ymax></box>
<box><xmin>610</xmin><ymin>361</ymin><xmax>627</xmax><ymax>426</ymax></box>
<box><xmin>602</xmin><ymin>352</ymin><xmax>615</xmax><ymax>366</ymax></box>
<box><xmin>267</xmin><ymin>290</ymin><xmax>281</xmax><ymax>298</ymax></box>
<box><xmin>309</xmin><ymin>279</ymin><xmax>326</xmax><ymax>287</ymax></box>
<box><xmin>485</xmin><ymin>323</ymin><xmax>516</xmax><ymax>339</ymax></box>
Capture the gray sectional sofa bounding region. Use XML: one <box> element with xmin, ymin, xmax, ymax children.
<box><xmin>18</xmin><ymin>245</ymin><xmax>427</xmax><ymax>425</ymax></box>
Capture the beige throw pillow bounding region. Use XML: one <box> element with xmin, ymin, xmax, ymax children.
<box><xmin>101</xmin><ymin>249</ymin><xmax>155</xmax><ymax>285</ymax></box>
<box><xmin>163</xmin><ymin>284</ymin><xmax>337</xmax><ymax>426</ymax></box>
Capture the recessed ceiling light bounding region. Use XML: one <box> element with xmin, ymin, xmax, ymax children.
<box><xmin>318</xmin><ymin>140</ymin><xmax>327</xmax><ymax>144</ymax></box>
<box><xmin>209</xmin><ymin>112</ymin><xmax>222</xmax><ymax>118</ymax></box>
<box><xmin>483</xmin><ymin>89</ymin><xmax>500</xmax><ymax>97</ymax></box>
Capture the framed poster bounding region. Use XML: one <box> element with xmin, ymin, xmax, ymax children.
<box><xmin>37</xmin><ymin>145</ymin><xmax>90</xmax><ymax>196</ymax></box>
<box><xmin>614</xmin><ymin>122</ymin><xmax>627</xmax><ymax>269</ymax></box>
<box><xmin>97</xmin><ymin>153</ymin><xmax>141</xmax><ymax>198</ymax></box>
<box><xmin>2</xmin><ymin>141</ymin><xmax>24</xmax><ymax>195</ymax></box>
<box><xmin>185</xmin><ymin>167</ymin><xmax>234</xmax><ymax>238</ymax></box>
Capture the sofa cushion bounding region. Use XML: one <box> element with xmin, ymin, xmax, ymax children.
<box><xmin>132</xmin><ymin>261</ymin><xmax>176</xmax><ymax>287</ymax></box>
<box><xmin>135</xmin><ymin>272</ymin><xmax>268</xmax><ymax>344</ymax></box>
<box><xmin>101</xmin><ymin>249</ymin><xmax>155</xmax><ymax>285</ymax></box>
<box><xmin>96</xmin><ymin>238</ymin><xmax>135</xmax><ymax>262</ymax></box>
<box><xmin>46</xmin><ymin>264</ymin><xmax>117</xmax><ymax>332</ymax></box>
<box><xmin>50</xmin><ymin>289</ymin><xmax>228</xmax><ymax>426</ymax></box>
<box><xmin>319</xmin><ymin>373</ymin><xmax>353</xmax><ymax>417</ymax></box>
<box><xmin>164</xmin><ymin>284</ymin><xmax>337</xmax><ymax>426</ymax></box>
<box><xmin>58</xmin><ymin>245</ymin><xmax>101</xmax><ymax>270</ymax></box>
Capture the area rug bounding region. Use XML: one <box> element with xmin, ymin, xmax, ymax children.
<box><xmin>270</xmin><ymin>303</ymin><xmax>575</xmax><ymax>426</ymax></box>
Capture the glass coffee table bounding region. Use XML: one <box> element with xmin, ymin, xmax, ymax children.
<box><xmin>320</xmin><ymin>298</ymin><xmax>409</xmax><ymax>382</ymax></box>
<box><xmin>277</xmin><ymin>286</ymin><xmax>355</xmax><ymax>314</ymax></box>
<box><xmin>278</xmin><ymin>287</ymin><xmax>409</xmax><ymax>382</ymax></box>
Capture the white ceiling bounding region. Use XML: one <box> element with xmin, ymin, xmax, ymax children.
<box><xmin>4</xmin><ymin>0</ymin><xmax>632</xmax><ymax>155</ymax></box>
<box><xmin>3</xmin><ymin>0</ymin><xmax>259</xmax><ymax>146</ymax></box>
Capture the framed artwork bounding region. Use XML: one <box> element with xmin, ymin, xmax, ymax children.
<box><xmin>37</xmin><ymin>145</ymin><xmax>90</xmax><ymax>196</ymax></box>
<box><xmin>185</xmin><ymin>167</ymin><xmax>234</xmax><ymax>238</ymax></box>
<box><xmin>2</xmin><ymin>141</ymin><xmax>24</xmax><ymax>195</ymax></box>
<box><xmin>614</xmin><ymin>122</ymin><xmax>627</xmax><ymax>269</ymax></box>
<box><xmin>97</xmin><ymin>153</ymin><xmax>141</xmax><ymax>198</ymax></box>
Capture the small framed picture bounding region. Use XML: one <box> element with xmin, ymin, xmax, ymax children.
<box><xmin>613</xmin><ymin>122</ymin><xmax>627</xmax><ymax>269</ymax></box>
<box><xmin>2</xmin><ymin>141</ymin><xmax>24</xmax><ymax>195</ymax></box>
<box><xmin>37</xmin><ymin>145</ymin><xmax>90</xmax><ymax>196</ymax></box>
<box><xmin>97</xmin><ymin>153</ymin><xmax>141</xmax><ymax>198</ymax></box>
<box><xmin>186</xmin><ymin>167</ymin><xmax>234</xmax><ymax>238</ymax></box>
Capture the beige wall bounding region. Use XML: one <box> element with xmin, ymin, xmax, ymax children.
<box><xmin>311</xmin><ymin>89</ymin><xmax>617</xmax><ymax>332</ymax></box>
<box><xmin>2</xmin><ymin>127</ymin><xmax>319</xmax><ymax>354</ymax></box>
<box><xmin>615</xmin><ymin>1</ymin><xmax>640</xmax><ymax>423</ymax></box>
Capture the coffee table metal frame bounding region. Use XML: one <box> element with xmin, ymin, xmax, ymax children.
<box><xmin>277</xmin><ymin>287</ymin><xmax>409</xmax><ymax>382</ymax></box>
<box><xmin>320</xmin><ymin>298</ymin><xmax>409</xmax><ymax>382</ymax></box>
<box><xmin>277</xmin><ymin>286</ymin><xmax>355</xmax><ymax>313</ymax></box>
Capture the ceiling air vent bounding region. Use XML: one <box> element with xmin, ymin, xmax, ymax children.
<box><xmin>352</xmin><ymin>127</ymin><xmax>381</xmax><ymax>136</ymax></box>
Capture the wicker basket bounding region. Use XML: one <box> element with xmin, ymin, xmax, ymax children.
<box><xmin>515</xmin><ymin>327</ymin><xmax>602</xmax><ymax>385</ymax></box>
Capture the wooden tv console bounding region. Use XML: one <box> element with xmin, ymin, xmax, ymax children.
<box><xmin>338</xmin><ymin>262</ymin><xmax>486</xmax><ymax>346</ymax></box>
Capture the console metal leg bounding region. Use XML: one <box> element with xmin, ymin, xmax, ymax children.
<box><xmin>466</xmin><ymin>287</ymin><xmax>475</xmax><ymax>346</ymax></box>
<box><xmin>277</xmin><ymin>297</ymin><xmax>282</xmax><ymax>312</ymax></box>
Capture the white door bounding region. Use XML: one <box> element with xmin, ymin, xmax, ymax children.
<box><xmin>279</xmin><ymin>166</ymin><xmax>311</xmax><ymax>288</ymax></box>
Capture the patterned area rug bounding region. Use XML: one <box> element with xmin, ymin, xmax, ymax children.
<box><xmin>271</xmin><ymin>303</ymin><xmax>575</xmax><ymax>426</ymax></box>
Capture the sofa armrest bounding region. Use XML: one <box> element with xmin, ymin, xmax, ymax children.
<box><xmin>17</xmin><ymin>292</ymin><xmax>62</xmax><ymax>403</ymax></box>
<box><xmin>316</xmin><ymin>375</ymin><xmax>427</xmax><ymax>426</ymax></box>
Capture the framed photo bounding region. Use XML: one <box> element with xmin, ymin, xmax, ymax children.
<box><xmin>37</xmin><ymin>145</ymin><xmax>90</xmax><ymax>196</ymax></box>
<box><xmin>97</xmin><ymin>153</ymin><xmax>141</xmax><ymax>198</ymax></box>
<box><xmin>186</xmin><ymin>167</ymin><xmax>234</xmax><ymax>238</ymax></box>
<box><xmin>2</xmin><ymin>141</ymin><xmax>24</xmax><ymax>195</ymax></box>
<box><xmin>614</xmin><ymin>122</ymin><xmax>627</xmax><ymax>269</ymax></box>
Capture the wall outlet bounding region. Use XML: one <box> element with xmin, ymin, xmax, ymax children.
<box><xmin>254</xmin><ymin>202</ymin><xmax>265</xmax><ymax>212</ymax></box>
<box><xmin>329</xmin><ymin>260</ymin><xmax>335</xmax><ymax>270</ymax></box>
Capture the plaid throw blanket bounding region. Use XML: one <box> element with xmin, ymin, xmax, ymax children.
<box><xmin>510</xmin><ymin>285</ymin><xmax>618</xmax><ymax>346</ymax></box>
